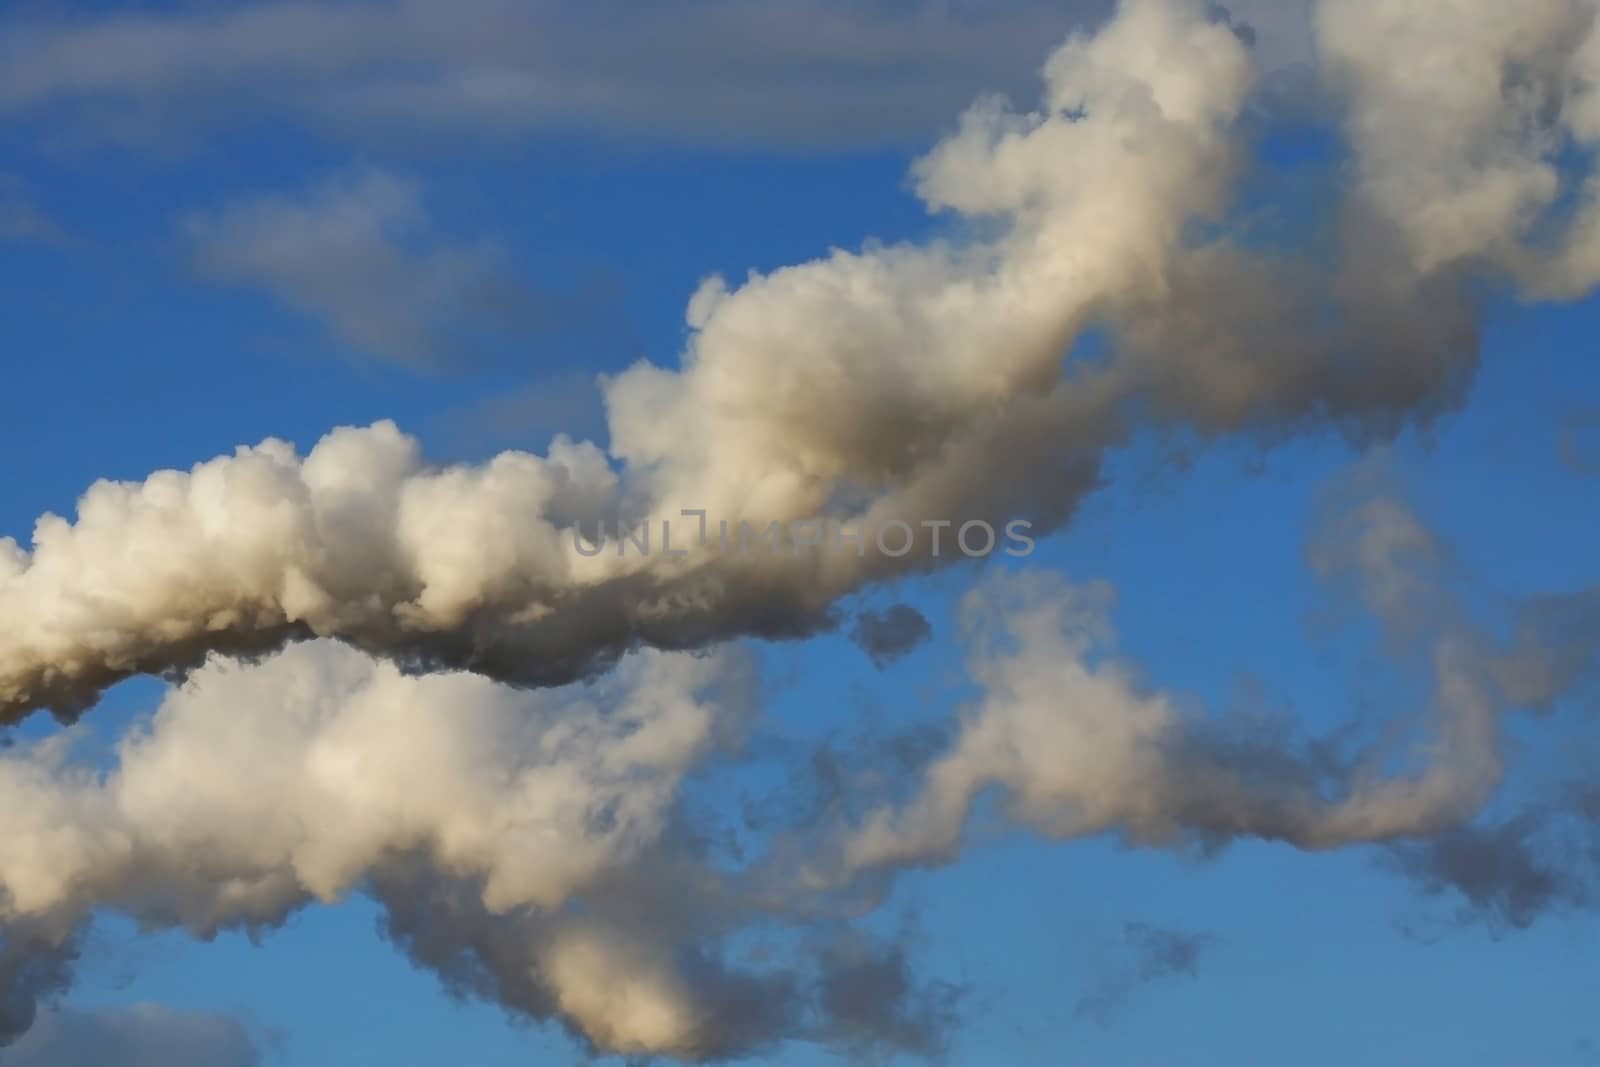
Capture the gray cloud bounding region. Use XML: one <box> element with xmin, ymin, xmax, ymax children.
<box><xmin>1389</xmin><ymin>786</ymin><xmax>1600</xmax><ymax>933</ymax></box>
<box><xmin>1490</xmin><ymin>588</ymin><xmax>1600</xmax><ymax>712</ymax></box>
<box><xmin>3</xmin><ymin>1005</ymin><xmax>262</xmax><ymax>1067</ymax></box>
<box><xmin>377</xmin><ymin>858</ymin><xmax>963</xmax><ymax>1063</ymax></box>
<box><xmin>370</xmin><ymin>855</ymin><xmax>801</xmax><ymax>1062</ymax></box>
<box><xmin>181</xmin><ymin>168</ymin><xmax>573</xmax><ymax>370</ymax></box>
<box><xmin>812</xmin><ymin>933</ymin><xmax>964</xmax><ymax>1061</ymax></box>
<box><xmin>0</xmin><ymin>0</ymin><xmax>1120</xmax><ymax>152</ymax></box>
<box><xmin>849</xmin><ymin>604</ymin><xmax>934</xmax><ymax>668</ymax></box>
<box><xmin>0</xmin><ymin>923</ymin><xmax>77</xmax><ymax>1047</ymax></box>
<box><xmin>0</xmin><ymin>0</ymin><xmax>1322</xmax><ymax>154</ymax></box>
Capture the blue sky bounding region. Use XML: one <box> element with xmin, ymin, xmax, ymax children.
<box><xmin>1</xmin><ymin>1</ymin><xmax>1599</xmax><ymax>1065</ymax></box>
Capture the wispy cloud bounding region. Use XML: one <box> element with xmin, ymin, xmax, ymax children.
<box><xmin>5</xmin><ymin>1005</ymin><xmax>263</xmax><ymax>1067</ymax></box>
<box><xmin>0</xmin><ymin>0</ymin><xmax>1134</xmax><ymax>152</ymax></box>
<box><xmin>181</xmin><ymin>168</ymin><xmax>555</xmax><ymax>369</ymax></box>
<box><xmin>1075</xmin><ymin>922</ymin><xmax>1214</xmax><ymax>1026</ymax></box>
<box><xmin>1389</xmin><ymin>785</ymin><xmax>1600</xmax><ymax>934</ymax></box>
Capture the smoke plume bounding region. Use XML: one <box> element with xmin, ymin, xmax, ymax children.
<box><xmin>12</xmin><ymin>0</ymin><xmax>1600</xmax><ymax>722</ymax></box>
<box><xmin>4</xmin><ymin>0</ymin><xmax>1600</xmax><ymax>1058</ymax></box>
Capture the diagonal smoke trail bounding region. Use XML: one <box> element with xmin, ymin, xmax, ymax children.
<box><xmin>10</xmin><ymin>0</ymin><xmax>1583</xmax><ymax>724</ymax></box>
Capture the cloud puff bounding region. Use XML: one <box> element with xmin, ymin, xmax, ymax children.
<box><xmin>0</xmin><ymin>641</ymin><xmax>745</xmax><ymax>923</ymax></box>
<box><xmin>1319</xmin><ymin>0</ymin><xmax>1600</xmax><ymax>297</ymax></box>
<box><xmin>849</xmin><ymin>604</ymin><xmax>934</xmax><ymax>668</ymax></box>
<box><xmin>0</xmin><ymin>640</ymin><xmax>753</xmax><ymax>1056</ymax></box>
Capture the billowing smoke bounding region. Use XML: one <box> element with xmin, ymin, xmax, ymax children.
<box><xmin>4</xmin><ymin>0</ymin><xmax>1600</xmax><ymax>1058</ymax></box>
<box><xmin>826</xmin><ymin>474</ymin><xmax>1598</xmax><ymax>889</ymax></box>
<box><xmin>13</xmin><ymin>0</ymin><xmax>1600</xmax><ymax>723</ymax></box>
<box><xmin>0</xmin><ymin>640</ymin><xmax>753</xmax><ymax>1055</ymax></box>
<box><xmin>3</xmin><ymin>475</ymin><xmax>1588</xmax><ymax>1058</ymax></box>
<box><xmin>1318</xmin><ymin>0</ymin><xmax>1600</xmax><ymax>299</ymax></box>
<box><xmin>0</xmin><ymin>637</ymin><xmax>975</xmax><ymax>1059</ymax></box>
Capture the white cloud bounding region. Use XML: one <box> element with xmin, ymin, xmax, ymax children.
<box><xmin>1319</xmin><ymin>0</ymin><xmax>1600</xmax><ymax>296</ymax></box>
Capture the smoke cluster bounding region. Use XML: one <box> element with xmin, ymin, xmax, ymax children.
<box><xmin>2</xmin><ymin>482</ymin><xmax>1591</xmax><ymax>1057</ymax></box>
<box><xmin>827</xmin><ymin>488</ymin><xmax>1594</xmax><ymax>883</ymax></box>
<box><xmin>4</xmin><ymin>0</ymin><xmax>1600</xmax><ymax>1058</ymax></box>
<box><xmin>0</xmin><ymin>636</ymin><xmax>971</xmax><ymax>1059</ymax></box>
<box><xmin>16</xmin><ymin>0</ymin><xmax>1599</xmax><ymax>723</ymax></box>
